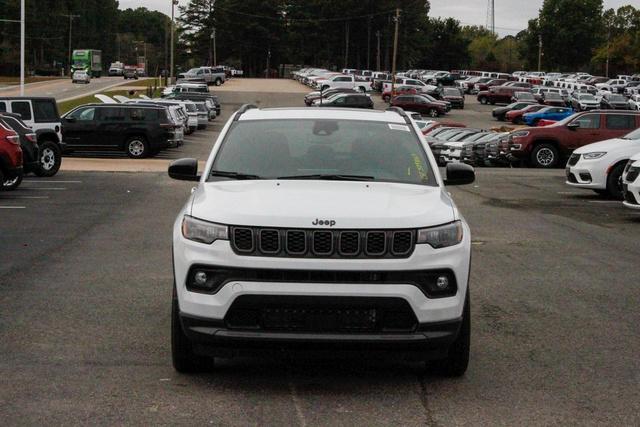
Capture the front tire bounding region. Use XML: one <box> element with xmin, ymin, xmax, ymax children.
<box><xmin>2</xmin><ymin>170</ymin><xmax>23</xmax><ymax>191</ymax></box>
<box><xmin>125</xmin><ymin>136</ymin><xmax>150</xmax><ymax>159</ymax></box>
<box><xmin>214</xmin><ymin>78</ymin><xmax>222</xmax><ymax>86</ymax></box>
<box><xmin>606</xmin><ymin>163</ymin><xmax>626</xmax><ymax>200</ymax></box>
<box><xmin>34</xmin><ymin>141</ymin><xmax>62</xmax><ymax>177</ymax></box>
<box><xmin>479</xmin><ymin>96</ymin><xmax>488</xmax><ymax>105</ymax></box>
<box><xmin>428</xmin><ymin>108</ymin><xmax>439</xmax><ymax>118</ymax></box>
<box><xmin>531</xmin><ymin>143</ymin><xmax>559</xmax><ymax>168</ymax></box>
<box><xmin>172</xmin><ymin>287</ymin><xmax>214</xmax><ymax>373</ymax></box>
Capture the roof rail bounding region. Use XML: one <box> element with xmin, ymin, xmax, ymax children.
<box><xmin>234</xmin><ymin>104</ymin><xmax>257</xmax><ymax>121</ymax></box>
<box><xmin>385</xmin><ymin>106</ymin><xmax>412</xmax><ymax>124</ymax></box>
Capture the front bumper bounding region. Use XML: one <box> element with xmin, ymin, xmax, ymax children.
<box><xmin>173</xmin><ymin>221</ymin><xmax>471</xmax><ymax>327</ymax></box>
<box><xmin>623</xmin><ymin>180</ymin><xmax>640</xmax><ymax>210</ymax></box>
<box><xmin>180</xmin><ymin>311</ymin><xmax>461</xmax><ymax>357</ymax></box>
<box><xmin>565</xmin><ymin>161</ymin><xmax>606</xmax><ymax>190</ymax></box>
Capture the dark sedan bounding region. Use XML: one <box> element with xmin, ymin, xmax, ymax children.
<box><xmin>492</xmin><ymin>101</ymin><xmax>536</xmax><ymax>121</ymax></box>
<box><xmin>314</xmin><ymin>93</ymin><xmax>374</xmax><ymax>109</ymax></box>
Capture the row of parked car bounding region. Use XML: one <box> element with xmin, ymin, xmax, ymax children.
<box><xmin>0</xmin><ymin>83</ymin><xmax>221</xmax><ymax>191</ymax></box>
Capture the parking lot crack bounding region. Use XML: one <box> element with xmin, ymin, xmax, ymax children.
<box><xmin>417</xmin><ymin>375</ymin><xmax>439</xmax><ymax>427</ymax></box>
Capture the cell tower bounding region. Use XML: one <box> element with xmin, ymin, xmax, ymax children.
<box><xmin>486</xmin><ymin>0</ymin><xmax>495</xmax><ymax>35</ymax></box>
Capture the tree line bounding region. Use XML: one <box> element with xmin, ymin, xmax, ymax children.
<box><xmin>0</xmin><ymin>0</ymin><xmax>638</xmax><ymax>78</ymax></box>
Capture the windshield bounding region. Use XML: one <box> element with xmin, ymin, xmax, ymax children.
<box><xmin>622</xmin><ymin>128</ymin><xmax>640</xmax><ymax>140</ymax></box>
<box><xmin>610</xmin><ymin>95</ymin><xmax>625</xmax><ymax>102</ymax></box>
<box><xmin>579</xmin><ymin>94</ymin><xmax>595</xmax><ymax>101</ymax></box>
<box><xmin>443</xmin><ymin>88</ymin><xmax>460</xmax><ymax>96</ymax></box>
<box><xmin>210</xmin><ymin>119</ymin><xmax>436</xmax><ymax>186</ymax></box>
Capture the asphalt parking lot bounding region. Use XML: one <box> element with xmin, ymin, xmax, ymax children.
<box><xmin>1</xmin><ymin>80</ymin><xmax>639</xmax><ymax>425</ymax></box>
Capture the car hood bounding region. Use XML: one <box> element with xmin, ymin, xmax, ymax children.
<box><xmin>574</xmin><ymin>138</ymin><xmax>640</xmax><ymax>154</ymax></box>
<box><xmin>190</xmin><ymin>180</ymin><xmax>456</xmax><ymax>229</ymax></box>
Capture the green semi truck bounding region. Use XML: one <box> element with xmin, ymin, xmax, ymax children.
<box><xmin>71</xmin><ymin>49</ymin><xmax>102</xmax><ymax>78</ymax></box>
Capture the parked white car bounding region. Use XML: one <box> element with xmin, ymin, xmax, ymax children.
<box><xmin>168</xmin><ymin>105</ymin><xmax>475</xmax><ymax>376</ymax></box>
<box><xmin>628</xmin><ymin>94</ymin><xmax>640</xmax><ymax>111</ymax></box>
<box><xmin>315</xmin><ymin>74</ymin><xmax>372</xmax><ymax>92</ymax></box>
<box><xmin>72</xmin><ymin>70</ymin><xmax>91</xmax><ymax>84</ymax></box>
<box><xmin>622</xmin><ymin>154</ymin><xmax>640</xmax><ymax>210</ymax></box>
<box><xmin>382</xmin><ymin>78</ymin><xmax>437</xmax><ymax>95</ymax></box>
<box><xmin>565</xmin><ymin>127</ymin><xmax>640</xmax><ymax>199</ymax></box>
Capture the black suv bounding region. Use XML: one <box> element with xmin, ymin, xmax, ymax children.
<box><xmin>61</xmin><ymin>104</ymin><xmax>181</xmax><ymax>158</ymax></box>
<box><xmin>315</xmin><ymin>93</ymin><xmax>374</xmax><ymax>109</ymax></box>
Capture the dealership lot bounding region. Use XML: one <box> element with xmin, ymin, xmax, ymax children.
<box><xmin>1</xmin><ymin>82</ymin><xmax>640</xmax><ymax>425</ymax></box>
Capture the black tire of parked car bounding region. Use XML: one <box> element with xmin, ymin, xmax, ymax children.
<box><xmin>428</xmin><ymin>292</ymin><xmax>470</xmax><ymax>377</ymax></box>
<box><xmin>383</xmin><ymin>95</ymin><xmax>390</xmax><ymax>102</ymax></box>
<box><xmin>171</xmin><ymin>285</ymin><xmax>214</xmax><ymax>373</ymax></box>
<box><xmin>2</xmin><ymin>170</ymin><xmax>23</xmax><ymax>191</ymax></box>
<box><xmin>125</xmin><ymin>136</ymin><xmax>150</xmax><ymax>159</ymax></box>
<box><xmin>479</xmin><ymin>96</ymin><xmax>488</xmax><ymax>105</ymax></box>
<box><xmin>34</xmin><ymin>140</ymin><xmax>62</xmax><ymax>177</ymax></box>
<box><xmin>215</xmin><ymin>78</ymin><xmax>222</xmax><ymax>86</ymax></box>
<box><xmin>606</xmin><ymin>162</ymin><xmax>626</xmax><ymax>200</ymax></box>
<box><xmin>428</xmin><ymin>108</ymin><xmax>439</xmax><ymax>118</ymax></box>
<box><xmin>531</xmin><ymin>143</ymin><xmax>559</xmax><ymax>168</ymax></box>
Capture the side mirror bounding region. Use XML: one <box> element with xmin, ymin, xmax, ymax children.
<box><xmin>444</xmin><ymin>163</ymin><xmax>475</xmax><ymax>186</ymax></box>
<box><xmin>567</xmin><ymin>122</ymin><xmax>580</xmax><ymax>130</ymax></box>
<box><xmin>169</xmin><ymin>158</ymin><xmax>200</xmax><ymax>181</ymax></box>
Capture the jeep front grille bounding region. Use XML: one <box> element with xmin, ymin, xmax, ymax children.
<box><xmin>230</xmin><ymin>227</ymin><xmax>415</xmax><ymax>259</ymax></box>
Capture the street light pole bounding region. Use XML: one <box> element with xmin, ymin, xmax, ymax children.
<box><xmin>390</xmin><ymin>8</ymin><xmax>400</xmax><ymax>100</ymax></box>
<box><xmin>212</xmin><ymin>28</ymin><xmax>216</xmax><ymax>66</ymax></box>
<box><xmin>20</xmin><ymin>0</ymin><xmax>25</xmax><ymax>95</ymax></box>
<box><xmin>61</xmin><ymin>13</ymin><xmax>80</xmax><ymax>76</ymax></box>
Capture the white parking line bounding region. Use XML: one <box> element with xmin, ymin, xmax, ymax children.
<box><xmin>2</xmin><ymin>196</ymin><xmax>49</xmax><ymax>199</ymax></box>
<box><xmin>23</xmin><ymin>180</ymin><xmax>82</xmax><ymax>183</ymax></box>
<box><xmin>588</xmin><ymin>200</ymin><xmax>621</xmax><ymax>204</ymax></box>
<box><xmin>25</xmin><ymin>187</ymin><xmax>67</xmax><ymax>190</ymax></box>
<box><xmin>0</xmin><ymin>206</ymin><xmax>26</xmax><ymax>209</ymax></box>
<box><xmin>557</xmin><ymin>191</ymin><xmax>585</xmax><ymax>195</ymax></box>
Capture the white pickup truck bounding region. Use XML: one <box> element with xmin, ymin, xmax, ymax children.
<box><xmin>382</xmin><ymin>78</ymin><xmax>439</xmax><ymax>95</ymax></box>
<box><xmin>316</xmin><ymin>74</ymin><xmax>372</xmax><ymax>92</ymax></box>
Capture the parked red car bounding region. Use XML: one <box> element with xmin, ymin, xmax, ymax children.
<box><xmin>382</xmin><ymin>85</ymin><xmax>418</xmax><ymax>102</ymax></box>
<box><xmin>390</xmin><ymin>94</ymin><xmax>449</xmax><ymax>117</ymax></box>
<box><xmin>508</xmin><ymin>110</ymin><xmax>640</xmax><ymax>168</ymax></box>
<box><xmin>477</xmin><ymin>85</ymin><xmax>532</xmax><ymax>105</ymax></box>
<box><xmin>536</xmin><ymin>119</ymin><xmax>557</xmax><ymax>127</ymax></box>
<box><xmin>0</xmin><ymin>122</ymin><xmax>23</xmax><ymax>189</ymax></box>
<box><xmin>474</xmin><ymin>79</ymin><xmax>507</xmax><ymax>93</ymax></box>
<box><xmin>505</xmin><ymin>104</ymin><xmax>546</xmax><ymax>124</ymax></box>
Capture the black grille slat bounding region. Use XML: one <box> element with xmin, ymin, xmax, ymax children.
<box><xmin>313</xmin><ymin>231</ymin><xmax>333</xmax><ymax>255</ymax></box>
<box><xmin>259</xmin><ymin>229</ymin><xmax>280</xmax><ymax>253</ymax></box>
<box><xmin>392</xmin><ymin>231</ymin><xmax>413</xmax><ymax>255</ymax></box>
<box><xmin>626</xmin><ymin>168</ymin><xmax>639</xmax><ymax>183</ymax></box>
<box><xmin>234</xmin><ymin>228</ymin><xmax>253</xmax><ymax>252</ymax></box>
<box><xmin>339</xmin><ymin>231</ymin><xmax>360</xmax><ymax>255</ymax></box>
<box><xmin>286</xmin><ymin>230</ymin><xmax>306</xmax><ymax>254</ymax></box>
<box><xmin>366</xmin><ymin>232</ymin><xmax>386</xmax><ymax>255</ymax></box>
<box><xmin>230</xmin><ymin>227</ymin><xmax>415</xmax><ymax>258</ymax></box>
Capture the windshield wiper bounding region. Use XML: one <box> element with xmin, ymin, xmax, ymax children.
<box><xmin>210</xmin><ymin>170</ymin><xmax>261</xmax><ymax>180</ymax></box>
<box><xmin>277</xmin><ymin>174</ymin><xmax>375</xmax><ymax>181</ymax></box>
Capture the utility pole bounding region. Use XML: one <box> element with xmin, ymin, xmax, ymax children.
<box><xmin>344</xmin><ymin>22</ymin><xmax>350</xmax><ymax>69</ymax></box>
<box><xmin>170</xmin><ymin>0</ymin><xmax>178</xmax><ymax>83</ymax></box>
<box><xmin>605</xmin><ymin>26</ymin><xmax>610</xmax><ymax>78</ymax></box>
<box><xmin>537</xmin><ymin>34</ymin><xmax>543</xmax><ymax>72</ymax></box>
<box><xmin>212</xmin><ymin>28</ymin><xmax>217</xmax><ymax>66</ymax></box>
<box><xmin>390</xmin><ymin>8</ymin><xmax>400</xmax><ymax>99</ymax></box>
<box><xmin>366</xmin><ymin>17</ymin><xmax>371</xmax><ymax>70</ymax></box>
<box><xmin>61</xmin><ymin>13</ymin><xmax>80</xmax><ymax>75</ymax></box>
<box><xmin>375</xmin><ymin>30</ymin><xmax>381</xmax><ymax>71</ymax></box>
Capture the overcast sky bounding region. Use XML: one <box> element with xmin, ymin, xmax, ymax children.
<box><xmin>119</xmin><ymin>0</ymin><xmax>635</xmax><ymax>36</ymax></box>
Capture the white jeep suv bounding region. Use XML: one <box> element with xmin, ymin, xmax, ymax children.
<box><xmin>565</xmin><ymin>127</ymin><xmax>640</xmax><ymax>199</ymax></box>
<box><xmin>169</xmin><ymin>105</ymin><xmax>475</xmax><ymax>376</ymax></box>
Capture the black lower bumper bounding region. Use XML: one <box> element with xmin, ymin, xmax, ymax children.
<box><xmin>180</xmin><ymin>313</ymin><xmax>461</xmax><ymax>358</ymax></box>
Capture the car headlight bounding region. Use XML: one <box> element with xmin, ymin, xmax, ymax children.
<box><xmin>511</xmin><ymin>130</ymin><xmax>530</xmax><ymax>138</ymax></box>
<box><xmin>582</xmin><ymin>152</ymin><xmax>607</xmax><ymax>160</ymax></box>
<box><xmin>182</xmin><ymin>215</ymin><xmax>229</xmax><ymax>244</ymax></box>
<box><xmin>417</xmin><ymin>221</ymin><xmax>463</xmax><ymax>249</ymax></box>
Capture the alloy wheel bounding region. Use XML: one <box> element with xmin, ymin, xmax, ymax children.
<box><xmin>536</xmin><ymin>148</ymin><xmax>554</xmax><ymax>166</ymax></box>
<box><xmin>40</xmin><ymin>148</ymin><xmax>56</xmax><ymax>171</ymax></box>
